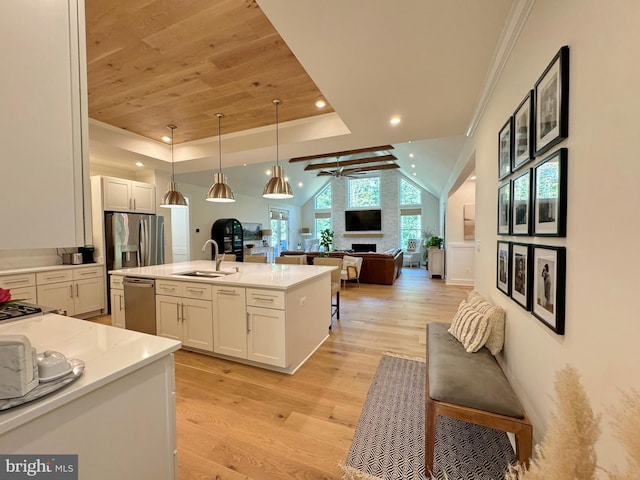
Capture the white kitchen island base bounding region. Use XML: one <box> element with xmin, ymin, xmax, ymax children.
<box><xmin>0</xmin><ymin>315</ymin><xmax>181</xmax><ymax>480</ymax></box>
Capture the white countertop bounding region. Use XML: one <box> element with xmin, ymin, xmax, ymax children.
<box><xmin>109</xmin><ymin>260</ymin><xmax>335</xmax><ymax>290</ymax></box>
<box><xmin>0</xmin><ymin>314</ymin><xmax>181</xmax><ymax>435</ymax></box>
<box><xmin>0</xmin><ymin>263</ymin><xmax>104</xmax><ymax>276</ymax></box>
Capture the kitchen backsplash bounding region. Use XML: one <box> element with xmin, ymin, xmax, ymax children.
<box><xmin>0</xmin><ymin>249</ymin><xmax>62</xmax><ymax>271</ymax></box>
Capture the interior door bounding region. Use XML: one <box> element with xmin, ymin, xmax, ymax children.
<box><xmin>270</xmin><ymin>208</ymin><xmax>289</xmax><ymax>257</ymax></box>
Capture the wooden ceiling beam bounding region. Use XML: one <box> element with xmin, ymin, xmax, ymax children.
<box><xmin>289</xmin><ymin>145</ymin><xmax>395</xmax><ymax>163</ymax></box>
<box><xmin>303</xmin><ymin>154</ymin><xmax>397</xmax><ymax>171</ymax></box>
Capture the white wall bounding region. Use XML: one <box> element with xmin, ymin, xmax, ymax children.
<box><xmin>452</xmin><ymin>0</ymin><xmax>640</xmax><ymax>472</ymax></box>
<box><xmin>446</xmin><ymin>180</ymin><xmax>476</xmax><ymax>285</ymax></box>
<box><xmin>177</xmin><ymin>182</ymin><xmax>301</xmax><ymax>260</ymax></box>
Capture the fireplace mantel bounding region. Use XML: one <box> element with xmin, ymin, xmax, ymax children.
<box><xmin>342</xmin><ymin>233</ymin><xmax>384</xmax><ymax>238</ymax></box>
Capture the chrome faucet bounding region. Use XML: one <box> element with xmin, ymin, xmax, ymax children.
<box><xmin>202</xmin><ymin>239</ymin><xmax>223</xmax><ymax>271</ymax></box>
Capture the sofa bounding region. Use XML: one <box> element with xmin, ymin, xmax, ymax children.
<box><xmin>280</xmin><ymin>249</ymin><xmax>403</xmax><ymax>285</ymax></box>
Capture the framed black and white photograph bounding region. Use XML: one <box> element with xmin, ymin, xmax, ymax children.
<box><xmin>497</xmin><ymin>241</ymin><xmax>511</xmax><ymax>296</ymax></box>
<box><xmin>513</xmin><ymin>91</ymin><xmax>534</xmax><ymax>171</ymax></box>
<box><xmin>497</xmin><ymin>181</ymin><xmax>511</xmax><ymax>235</ymax></box>
<box><xmin>534</xmin><ymin>46</ymin><xmax>569</xmax><ymax>156</ymax></box>
<box><xmin>510</xmin><ymin>243</ymin><xmax>532</xmax><ymax>310</ymax></box>
<box><xmin>533</xmin><ymin>148</ymin><xmax>567</xmax><ymax>236</ymax></box>
<box><xmin>532</xmin><ymin>245</ymin><xmax>566</xmax><ymax>334</ymax></box>
<box><xmin>498</xmin><ymin>117</ymin><xmax>513</xmax><ymax>179</ymax></box>
<box><xmin>511</xmin><ymin>169</ymin><xmax>532</xmax><ymax>236</ymax></box>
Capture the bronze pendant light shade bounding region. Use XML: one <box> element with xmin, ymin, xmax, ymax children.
<box><xmin>206</xmin><ymin>114</ymin><xmax>235</xmax><ymax>203</ymax></box>
<box><xmin>160</xmin><ymin>124</ymin><xmax>187</xmax><ymax>208</ymax></box>
<box><xmin>263</xmin><ymin>99</ymin><xmax>293</xmax><ymax>199</ymax></box>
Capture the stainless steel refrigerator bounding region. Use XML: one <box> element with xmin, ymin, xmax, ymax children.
<box><xmin>105</xmin><ymin>212</ymin><xmax>164</xmax><ymax>312</ymax></box>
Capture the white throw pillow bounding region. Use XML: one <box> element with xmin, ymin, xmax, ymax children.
<box><xmin>466</xmin><ymin>290</ymin><xmax>505</xmax><ymax>355</ymax></box>
<box><xmin>448</xmin><ymin>300</ymin><xmax>492</xmax><ymax>353</ymax></box>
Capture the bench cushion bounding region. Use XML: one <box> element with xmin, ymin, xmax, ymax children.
<box><xmin>428</xmin><ymin>322</ymin><xmax>524</xmax><ymax>418</ymax></box>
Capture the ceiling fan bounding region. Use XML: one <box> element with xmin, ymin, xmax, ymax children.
<box><xmin>316</xmin><ymin>158</ymin><xmax>367</xmax><ymax>178</ymax></box>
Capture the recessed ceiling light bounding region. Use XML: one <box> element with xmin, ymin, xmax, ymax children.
<box><xmin>135</xmin><ymin>162</ymin><xmax>144</xmax><ymax>167</ymax></box>
<box><xmin>470</xmin><ymin>176</ymin><xmax>477</xmax><ymax>181</ymax></box>
<box><xmin>409</xmin><ymin>153</ymin><xmax>414</xmax><ymax>158</ymax></box>
<box><xmin>266</xmin><ymin>169</ymin><xmax>272</xmax><ymax>176</ymax></box>
<box><xmin>298</xmin><ymin>182</ymin><xmax>303</xmax><ymax>187</ymax></box>
<box><xmin>315</xmin><ymin>99</ymin><xmax>326</xmax><ymax>109</ymax></box>
<box><xmin>243</xmin><ymin>163</ymin><xmax>247</xmax><ymax>167</ymax></box>
<box><xmin>408</xmin><ymin>140</ymin><xmax>412</xmax><ymax>143</ymax></box>
<box><xmin>390</xmin><ymin>116</ymin><xmax>401</xmax><ymax>125</ymax></box>
<box><xmin>411</xmin><ymin>164</ymin><xmax>415</xmax><ymax>168</ymax></box>
<box><xmin>161</xmin><ymin>135</ymin><xmax>171</xmax><ymax>143</ymax></box>
<box><xmin>412</xmin><ymin>172</ymin><xmax>417</xmax><ymax>176</ymax></box>
<box><xmin>284</xmin><ymin>176</ymin><xmax>289</xmax><ymax>182</ymax></box>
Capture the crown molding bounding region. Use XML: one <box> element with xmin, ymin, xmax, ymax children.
<box><xmin>465</xmin><ymin>0</ymin><xmax>536</xmax><ymax>137</ymax></box>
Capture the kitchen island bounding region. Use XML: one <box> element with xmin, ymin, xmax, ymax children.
<box><xmin>109</xmin><ymin>260</ymin><xmax>334</xmax><ymax>374</ymax></box>
<box><xmin>0</xmin><ymin>314</ymin><xmax>181</xmax><ymax>479</ymax></box>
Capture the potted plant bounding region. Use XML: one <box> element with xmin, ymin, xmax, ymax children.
<box><xmin>426</xmin><ymin>235</ymin><xmax>444</xmax><ymax>249</ymax></box>
<box><xmin>319</xmin><ymin>228</ymin><xmax>334</xmax><ymax>256</ymax></box>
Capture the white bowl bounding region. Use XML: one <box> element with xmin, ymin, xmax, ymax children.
<box><xmin>37</xmin><ymin>351</ymin><xmax>71</xmax><ymax>381</ymax></box>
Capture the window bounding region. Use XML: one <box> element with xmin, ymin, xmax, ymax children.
<box><xmin>400</xmin><ymin>208</ymin><xmax>421</xmax><ymax>249</ymax></box>
<box><xmin>315</xmin><ymin>183</ymin><xmax>331</xmax><ymax>209</ymax></box>
<box><xmin>400</xmin><ymin>178</ymin><xmax>421</xmax><ymax>205</ymax></box>
<box><xmin>348</xmin><ymin>177</ymin><xmax>380</xmax><ymax>208</ymax></box>
<box><xmin>315</xmin><ymin>216</ymin><xmax>332</xmax><ymax>235</ymax></box>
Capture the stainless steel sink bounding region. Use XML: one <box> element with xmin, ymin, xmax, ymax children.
<box><xmin>173</xmin><ymin>270</ymin><xmax>234</xmax><ymax>278</ymax></box>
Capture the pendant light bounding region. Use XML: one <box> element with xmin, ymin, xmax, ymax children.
<box><xmin>160</xmin><ymin>125</ymin><xmax>187</xmax><ymax>208</ymax></box>
<box><xmin>206</xmin><ymin>113</ymin><xmax>235</xmax><ymax>203</ymax></box>
<box><xmin>263</xmin><ymin>99</ymin><xmax>293</xmax><ymax>199</ymax></box>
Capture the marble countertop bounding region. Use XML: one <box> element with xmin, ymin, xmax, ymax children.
<box><xmin>109</xmin><ymin>260</ymin><xmax>335</xmax><ymax>290</ymax></box>
<box><xmin>0</xmin><ymin>314</ymin><xmax>181</xmax><ymax>435</ymax></box>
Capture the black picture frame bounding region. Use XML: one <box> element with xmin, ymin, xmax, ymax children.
<box><xmin>533</xmin><ymin>148</ymin><xmax>567</xmax><ymax>236</ymax></box>
<box><xmin>534</xmin><ymin>46</ymin><xmax>570</xmax><ymax>156</ymax></box>
<box><xmin>498</xmin><ymin>117</ymin><xmax>513</xmax><ymax>179</ymax></box>
<box><xmin>510</xmin><ymin>242</ymin><xmax>532</xmax><ymax>310</ymax></box>
<box><xmin>532</xmin><ymin>245</ymin><xmax>566</xmax><ymax>334</ymax></box>
<box><xmin>511</xmin><ymin>169</ymin><xmax>532</xmax><ymax>236</ymax></box>
<box><xmin>497</xmin><ymin>181</ymin><xmax>511</xmax><ymax>235</ymax></box>
<box><xmin>497</xmin><ymin>241</ymin><xmax>511</xmax><ymax>296</ymax></box>
<box><xmin>513</xmin><ymin>91</ymin><xmax>534</xmax><ymax>171</ymax></box>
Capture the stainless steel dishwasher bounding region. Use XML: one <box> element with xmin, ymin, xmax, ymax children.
<box><xmin>123</xmin><ymin>277</ymin><xmax>156</xmax><ymax>334</ymax></box>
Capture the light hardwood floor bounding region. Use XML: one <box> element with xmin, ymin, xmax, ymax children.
<box><xmin>92</xmin><ymin>267</ymin><xmax>470</xmax><ymax>479</ymax></box>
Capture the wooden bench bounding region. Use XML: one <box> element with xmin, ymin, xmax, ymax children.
<box><xmin>425</xmin><ymin>322</ymin><xmax>532</xmax><ymax>475</ymax></box>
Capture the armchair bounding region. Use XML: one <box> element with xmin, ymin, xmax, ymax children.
<box><xmin>402</xmin><ymin>239</ymin><xmax>421</xmax><ymax>268</ymax></box>
<box><xmin>341</xmin><ymin>255</ymin><xmax>363</xmax><ymax>288</ymax></box>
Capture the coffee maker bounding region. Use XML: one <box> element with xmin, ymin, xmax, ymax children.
<box><xmin>78</xmin><ymin>245</ymin><xmax>95</xmax><ymax>264</ymax></box>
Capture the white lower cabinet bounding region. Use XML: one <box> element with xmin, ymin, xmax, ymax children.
<box><xmin>213</xmin><ymin>286</ymin><xmax>287</xmax><ymax>368</ymax></box>
<box><xmin>247</xmin><ymin>306</ymin><xmax>286</xmax><ymax>367</ymax></box>
<box><xmin>212</xmin><ymin>286</ymin><xmax>247</xmax><ymax>358</ymax></box>
<box><xmin>110</xmin><ymin>275</ymin><xmax>125</xmax><ymax>328</ymax></box>
<box><xmin>0</xmin><ymin>273</ymin><xmax>37</xmax><ymax>304</ymax></box>
<box><xmin>35</xmin><ymin>266</ymin><xmax>105</xmax><ymax>316</ymax></box>
<box><xmin>155</xmin><ymin>280</ymin><xmax>213</xmax><ymax>352</ymax></box>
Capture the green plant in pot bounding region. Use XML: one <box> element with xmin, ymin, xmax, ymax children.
<box><xmin>426</xmin><ymin>235</ymin><xmax>444</xmax><ymax>249</ymax></box>
<box><xmin>319</xmin><ymin>228</ymin><xmax>334</xmax><ymax>257</ymax></box>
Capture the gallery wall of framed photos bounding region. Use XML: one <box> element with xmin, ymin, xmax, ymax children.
<box><xmin>496</xmin><ymin>45</ymin><xmax>569</xmax><ymax>335</ymax></box>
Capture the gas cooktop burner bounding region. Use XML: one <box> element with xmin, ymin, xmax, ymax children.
<box><xmin>0</xmin><ymin>303</ymin><xmax>43</xmax><ymax>322</ymax></box>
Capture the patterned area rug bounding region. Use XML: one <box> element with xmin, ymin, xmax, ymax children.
<box><xmin>341</xmin><ymin>353</ymin><xmax>516</xmax><ymax>480</ymax></box>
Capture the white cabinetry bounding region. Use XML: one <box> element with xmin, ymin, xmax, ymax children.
<box><xmin>36</xmin><ymin>266</ymin><xmax>105</xmax><ymax>316</ymax></box>
<box><xmin>102</xmin><ymin>177</ymin><xmax>156</xmax><ymax>213</ymax></box>
<box><xmin>0</xmin><ymin>274</ymin><xmax>37</xmax><ymax>304</ymax></box>
<box><xmin>213</xmin><ymin>287</ymin><xmax>287</xmax><ymax>368</ymax></box>
<box><xmin>428</xmin><ymin>248</ymin><xmax>445</xmax><ymax>279</ymax></box>
<box><xmin>212</xmin><ymin>286</ymin><xmax>248</xmax><ymax>358</ymax></box>
<box><xmin>110</xmin><ymin>275</ymin><xmax>125</xmax><ymax>328</ymax></box>
<box><xmin>1</xmin><ymin>0</ymin><xmax>88</xmax><ymax>249</ymax></box>
<box><xmin>156</xmin><ymin>280</ymin><xmax>213</xmax><ymax>351</ymax></box>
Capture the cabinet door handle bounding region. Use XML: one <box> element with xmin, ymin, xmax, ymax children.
<box><xmin>176</xmin><ymin>303</ymin><xmax>180</xmax><ymax>322</ymax></box>
<box><xmin>47</xmin><ymin>274</ymin><xmax>67</xmax><ymax>281</ymax></box>
<box><xmin>119</xmin><ymin>295</ymin><xmax>123</xmax><ymax>311</ymax></box>
<box><xmin>133</xmin><ymin>198</ymin><xmax>136</xmax><ymax>211</ymax></box>
<box><xmin>70</xmin><ymin>285</ymin><xmax>73</xmax><ymax>298</ymax></box>
<box><xmin>3</xmin><ymin>279</ymin><xmax>29</xmax><ymax>286</ymax></box>
<box><xmin>181</xmin><ymin>303</ymin><xmax>185</xmax><ymax>322</ymax></box>
<box><xmin>218</xmin><ymin>289</ymin><xmax>237</xmax><ymax>296</ymax></box>
<box><xmin>253</xmin><ymin>296</ymin><xmax>275</xmax><ymax>303</ymax></box>
<box><xmin>75</xmin><ymin>284</ymin><xmax>79</xmax><ymax>297</ymax></box>
<box><xmin>246</xmin><ymin>312</ymin><xmax>250</xmax><ymax>334</ymax></box>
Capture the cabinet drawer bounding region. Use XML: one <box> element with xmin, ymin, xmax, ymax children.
<box><xmin>0</xmin><ymin>273</ymin><xmax>36</xmax><ymax>289</ymax></box>
<box><xmin>36</xmin><ymin>270</ymin><xmax>73</xmax><ymax>285</ymax></box>
<box><xmin>182</xmin><ymin>283</ymin><xmax>212</xmax><ymax>300</ymax></box>
<box><xmin>73</xmin><ymin>266</ymin><xmax>103</xmax><ymax>280</ymax></box>
<box><xmin>110</xmin><ymin>275</ymin><xmax>124</xmax><ymax>290</ymax></box>
<box><xmin>156</xmin><ymin>280</ymin><xmax>184</xmax><ymax>297</ymax></box>
<box><xmin>246</xmin><ymin>289</ymin><xmax>285</xmax><ymax>310</ymax></box>
<box><xmin>7</xmin><ymin>286</ymin><xmax>37</xmax><ymax>304</ymax></box>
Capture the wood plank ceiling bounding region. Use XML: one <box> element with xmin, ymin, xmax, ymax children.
<box><xmin>85</xmin><ymin>0</ymin><xmax>333</xmax><ymax>145</ymax></box>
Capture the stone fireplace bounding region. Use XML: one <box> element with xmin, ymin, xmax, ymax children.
<box><xmin>352</xmin><ymin>243</ymin><xmax>377</xmax><ymax>253</ymax></box>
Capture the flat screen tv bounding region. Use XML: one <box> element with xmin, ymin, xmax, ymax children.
<box><xmin>345</xmin><ymin>209</ymin><xmax>382</xmax><ymax>231</ymax></box>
